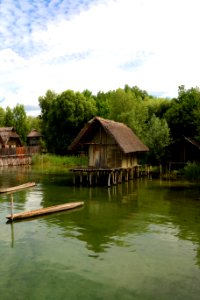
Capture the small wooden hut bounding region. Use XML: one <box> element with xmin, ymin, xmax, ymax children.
<box><xmin>27</xmin><ymin>129</ymin><xmax>42</xmax><ymax>146</ymax></box>
<box><xmin>0</xmin><ymin>127</ymin><xmax>22</xmax><ymax>149</ymax></box>
<box><xmin>68</xmin><ymin>117</ymin><xmax>149</xmax><ymax>186</ymax></box>
<box><xmin>167</xmin><ymin>136</ymin><xmax>200</xmax><ymax>166</ymax></box>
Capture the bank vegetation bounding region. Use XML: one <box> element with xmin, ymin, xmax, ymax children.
<box><xmin>1</xmin><ymin>84</ymin><xmax>200</xmax><ymax>179</ymax></box>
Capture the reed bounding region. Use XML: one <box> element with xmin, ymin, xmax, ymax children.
<box><xmin>32</xmin><ymin>153</ymin><xmax>88</xmax><ymax>169</ymax></box>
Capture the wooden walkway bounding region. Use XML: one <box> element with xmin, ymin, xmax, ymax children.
<box><xmin>70</xmin><ymin>165</ymin><xmax>151</xmax><ymax>187</ymax></box>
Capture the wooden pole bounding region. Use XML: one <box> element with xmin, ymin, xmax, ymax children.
<box><xmin>10</xmin><ymin>193</ymin><xmax>14</xmax><ymax>221</ymax></box>
<box><xmin>10</xmin><ymin>223</ymin><xmax>14</xmax><ymax>248</ymax></box>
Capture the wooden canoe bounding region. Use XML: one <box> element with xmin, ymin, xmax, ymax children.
<box><xmin>6</xmin><ymin>201</ymin><xmax>84</xmax><ymax>221</ymax></box>
<box><xmin>0</xmin><ymin>182</ymin><xmax>36</xmax><ymax>194</ymax></box>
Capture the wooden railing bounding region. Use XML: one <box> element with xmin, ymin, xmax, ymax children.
<box><xmin>0</xmin><ymin>146</ymin><xmax>41</xmax><ymax>157</ymax></box>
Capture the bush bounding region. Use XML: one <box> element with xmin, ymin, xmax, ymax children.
<box><xmin>183</xmin><ymin>162</ymin><xmax>200</xmax><ymax>180</ymax></box>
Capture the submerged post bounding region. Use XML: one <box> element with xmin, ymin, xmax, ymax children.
<box><xmin>10</xmin><ymin>193</ymin><xmax>14</xmax><ymax>221</ymax></box>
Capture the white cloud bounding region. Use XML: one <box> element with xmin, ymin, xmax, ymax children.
<box><xmin>0</xmin><ymin>0</ymin><xmax>200</xmax><ymax>115</ymax></box>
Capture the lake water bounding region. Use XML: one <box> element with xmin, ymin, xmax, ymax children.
<box><xmin>0</xmin><ymin>167</ymin><xmax>200</xmax><ymax>300</ymax></box>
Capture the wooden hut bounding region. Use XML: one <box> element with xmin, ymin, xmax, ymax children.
<box><xmin>167</xmin><ymin>136</ymin><xmax>200</xmax><ymax>166</ymax></box>
<box><xmin>27</xmin><ymin>129</ymin><xmax>42</xmax><ymax>146</ymax></box>
<box><xmin>68</xmin><ymin>117</ymin><xmax>149</xmax><ymax>186</ymax></box>
<box><xmin>0</xmin><ymin>127</ymin><xmax>22</xmax><ymax>149</ymax></box>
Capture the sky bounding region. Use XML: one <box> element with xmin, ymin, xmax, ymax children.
<box><xmin>1</xmin><ymin>0</ymin><xmax>200</xmax><ymax>116</ymax></box>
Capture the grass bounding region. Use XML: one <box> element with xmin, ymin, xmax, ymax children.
<box><xmin>183</xmin><ymin>162</ymin><xmax>200</xmax><ymax>180</ymax></box>
<box><xmin>32</xmin><ymin>153</ymin><xmax>88</xmax><ymax>169</ymax></box>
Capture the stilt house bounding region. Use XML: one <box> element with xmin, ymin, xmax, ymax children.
<box><xmin>167</xmin><ymin>136</ymin><xmax>200</xmax><ymax>164</ymax></box>
<box><xmin>68</xmin><ymin>117</ymin><xmax>149</xmax><ymax>168</ymax></box>
<box><xmin>27</xmin><ymin>129</ymin><xmax>42</xmax><ymax>146</ymax></box>
<box><xmin>0</xmin><ymin>127</ymin><xmax>22</xmax><ymax>148</ymax></box>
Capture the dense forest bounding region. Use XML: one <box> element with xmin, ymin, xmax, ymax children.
<box><xmin>1</xmin><ymin>84</ymin><xmax>200</xmax><ymax>164</ymax></box>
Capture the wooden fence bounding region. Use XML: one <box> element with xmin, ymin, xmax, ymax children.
<box><xmin>0</xmin><ymin>146</ymin><xmax>41</xmax><ymax>157</ymax></box>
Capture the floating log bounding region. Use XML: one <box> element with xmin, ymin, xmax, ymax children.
<box><xmin>6</xmin><ymin>201</ymin><xmax>84</xmax><ymax>221</ymax></box>
<box><xmin>0</xmin><ymin>182</ymin><xmax>36</xmax><ymax>194</ymax></box>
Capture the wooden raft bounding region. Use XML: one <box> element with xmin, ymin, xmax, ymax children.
<box><xmin>6</xmin><ymin>201</ymin><xmax>84</xmax><ymax>221</ymax></box>
<box><xmin>0</xmin><ymin>182</ymin><xmax>36</xmax><ymax>193</ymax></box>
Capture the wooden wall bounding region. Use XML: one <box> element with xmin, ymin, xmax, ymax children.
<box><xmin>88</xmin><ymin>127</ymin><xmax>138</xmax><ymax>168</ymax></box>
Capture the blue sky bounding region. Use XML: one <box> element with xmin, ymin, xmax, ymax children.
<box><xmin>1</xmin><ymin>0</ymin><xmax>200</xmax><ymax>116</ymax></box>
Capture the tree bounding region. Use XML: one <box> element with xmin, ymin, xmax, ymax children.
<box><xmin>12</xmin><ymin>104</ymin><xmax>29</xmax><ymax>144</ymax></box>
<box><xmin>27</xmin><ymin>116</ymin><xmax>42</xmax><ymax>133</ymax></box>
<box><xmin>109</xmin><ymin>88</ymin><xmax>148</xmax><ymax>139</ymax></box>
<box><xmin>3</xmin><ymin>105</ymin><xmax>29</xmax><ymax>144</ymax></box>
<box><xmin>95</xmin><ymin>91</ymin><xmax>111</xmax><ymax>119</ymax></box>
<box><xmin>144</xmin><ymin>114</ymin><xmax>171</xmax><ymax>163</ymax></box>
<box><xmin>4</xmin><ymin>107</ymin><xmax>14</xmax><ymax>127</ymax></box>
<box><xmin>39</xmin><ymin>89</ymin><xmax>97</xmax><ymax>154</ymax></box>
<box><xmin>0</xmin><ymin>107</ymin><xmax>5</xmax><ymax>126</ymax></box>
<box><xmin>164</xmin><ymin>86</ymin><xmax>200</xmax><ymax>141</ymax></box>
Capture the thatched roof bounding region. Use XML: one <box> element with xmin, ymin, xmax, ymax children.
<box><xmin>0</xmin><ymin>127</ymin><xmax>22</xmax><ymax>145</ymax></box>
<box><xmin>184</xmin><ymin>136</ymin><xmax>200</xmax><ymax>149</ymax></box>
<box><xmin>68</xmin><ymin>117</ymin><xmax>149</xmax><ymax>153</ymax></box>
<box><xmin>27</xmin><ymin>129</ymin><xmax>42</xmax><ymax>138</ymax></box>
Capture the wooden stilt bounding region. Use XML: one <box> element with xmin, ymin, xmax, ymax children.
<box><xmin>118</xmin><ymin>170</ymin><xmax>122</xmax><ymax>183</ymax></box>
<box><xmin>125</xmin><ymin>169</ymin><xmax>129</xmax><ymax>181</ymax></box>
<box><xmin>80</xmin><ymin>172</ymin><xmax>83</xmax><ymax>184</ymax></box>
<box><xmin>89</xmin><ymin>173</ymin><xmax>92</xmax><ymax>186</ymax></box>
<box><xmin>73</xmin><ymin>173</ymin><xmax>76</xmax><ymax>185</ymax></box>
<box><xmin>112</xmin><ymin>171</ymin><xmax>116</xmax><ymax>185</ymax></box>
<box><xmin>108</xmin><ymin>172</ymin><xmax>111</xmax><ymax>187</ymax></box>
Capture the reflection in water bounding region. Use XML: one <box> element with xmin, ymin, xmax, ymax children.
<box><xmin>0</xmin><ymin>169</ymin><xmax>200</xmax><ymax>300</ymax></box>
<box><xmin>10</xmin><ymin>222</ymin><xmax>14</xmax><ymax>248</ymax></box>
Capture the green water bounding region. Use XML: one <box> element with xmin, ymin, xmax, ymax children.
<box><xmin>0</xmin><ymin>167</ymin><xmax>200</xmax><ymax>300</ymax></box>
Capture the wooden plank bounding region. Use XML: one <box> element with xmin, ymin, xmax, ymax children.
<box><xmin>6</xmin><ymin>201</ymin><xmax>84</xmax><ymax>221</ymax></box>
<box><xmin>0</xmin><ymin>182</ymin><xmax>36</xmax><ymax>193</ymax></box>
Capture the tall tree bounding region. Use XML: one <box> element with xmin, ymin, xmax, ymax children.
<box><xmin>164</xmin><ymin>85</ymin><xmax>200</xmax><ymax>141</ymax></box>
<box><xmin>39</xmin><ymin>89</ymin><xmax>97</xmax><ymax>154</ymax></box>
<box><xmin>4</xmin><ymin>107</ymin><xmax>14</xmax><ymax>127</ymax></box>
<box><xmin>109</xmin><ymin>88</ymin><xmax>148</xmax><ymax>139</ymax></box>
<box><xmin>27</xmin><ymin>116</ymin><xmax>42</xmax><ymax>133</ymax></box>
<box><xmin>12</xmin><ymin>104</ymin><xmax>29</xmax><ymax>144</ymax></box>
<box><xmin>95</xmin><ymin>91</ymin><xmax>111</xmax><ymax>118</ymax></box>
<box><xmin>144</xmin><ymin>114</ymin><xmax>171</xmax><ymax>163</ymax></box>
<box><xmin>0</xmin><ymin>107</ymin><xmax>5</xmax><ymax>126</ymax></box>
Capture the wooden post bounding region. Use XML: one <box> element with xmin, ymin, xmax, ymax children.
<box><xmin>89</xmin><ymin>172</ymin><xmax>92</xmax><ymax>186</ymax></box>
<box><xmin>10</xmin><ymin>193</ymin><xmax>14</xmax><ymax>221</ymax></box>
<box><xmin>80</xmin><ymin>171</ymin><xmax>83</xmax><ymax>184</ymax></box>
<box><xmin>112</xmin><ymin>171</ymin><xmax>116</xmax><ymax>185</ymax></box>
<box><xmin>11</xmin><ymin>223</ymin><xmax>14</xmax><ymax>248</ymax></box>
<box><xmin>108</xmin><ymin>172</ymin><xmax>111</xmax><ymax>187</ymax></box>
<box><xmin>125</xmin><ymin>169</ymin><xmax>129</xmax><ymax>181</ymax></box>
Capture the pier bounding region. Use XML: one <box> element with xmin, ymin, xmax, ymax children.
<box><xmin>71</xmin><ymin>165</ymin><xmax>151</xmax><ymax>187</ymax></box>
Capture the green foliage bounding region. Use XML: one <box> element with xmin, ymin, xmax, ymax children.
<box><xmin>144</xmin><ymin>115</ymin><xmax>171</xmax><ymax>162</ymax></box>
<box><xmin>39</xmin><ymin>89</ymin><xmax>97</xmax><ymax>154</ymax></box>
<box><xmin>32</xmin><ymin>153</ymin><xmax>88</xmax><ymax>169</ymax></box>
<box><xmin>109</xmin><ymin>87</ymin><xmax>148</xmax><ymax>139</ymax></box>
<box><xmin>12</xmin><ymin>104</ymin><xmax>29</xmax><ymax>144</ymax></box>
<box><xmin>164</xmin><ymin>85</ymin><xmax>200</xmax><ymax>140</ymax></box>
<box><xmin>183</xmin><ymin>162</ymin><xmax>200</xmax><ymax>180</ymax></box>
<box><xmin>3</xmin><ymin>104</ymin><xmax>29</xmax><ymax>144</ymax></box>
<box><xmin>95</xmin><ymin>91</ymin><xmax>111</xmax><ymax>118</ymax></box>
<box><xmin>3</xmin><ymin>83</ymin><xmax>200</xmax><ymax>165</ymax></box>
<box><xmin>0</xmin><ymin>107</ymin><xmax>5</xmax><ymax>126</ymax></box>
<box><xmin>27</xmin><ymin>116</ymin><xmax>42</xmax><ymax>133</ymax></box>
<box><xmin>147</xmin><ymin>98</ymin><xmax>171</xmax><ymax>119</ymax></box>
<box><xmin>4</xmin><ymin>107</ymin><xmax>14</xmax><ymax>126</ymax></box>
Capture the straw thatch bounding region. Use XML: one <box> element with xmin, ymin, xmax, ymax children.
<box><xmin>0</xmin><ymin>127</ymin><xmax>22</xmax><ymax>147</ymax></box>
<box><xmin>68</xmin><ymin>116</ymin><xmax>149</xmax><ymax>153</ymax></box>
<box><xmin>27</xmin><ymin>129</ymin><xmax>42</xmax><ymax>138</ymax></box>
